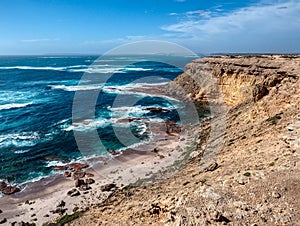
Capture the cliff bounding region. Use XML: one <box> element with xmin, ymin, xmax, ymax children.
<box><xmin>69</xmin><ymin>55</ymin><xmax>300</xmax><ymax>225</ymax></box>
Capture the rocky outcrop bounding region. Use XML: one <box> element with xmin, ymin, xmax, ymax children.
<box><xmin>70</xmin><ymin>55</ymin><xmax>300</xmax><ymax>225</ymax></box>
<box><xmin>174</xmin><ymin>55</ymin><xmax>299</xmax><ymax>107</ymax></box>
<box><xmin>0</xmin><ymin>181</ymin><xmax>21</xmax><ymax>195</ymax></box>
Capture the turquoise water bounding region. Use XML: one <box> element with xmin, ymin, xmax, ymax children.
<box><xmin>0</xmin><ymin>55</ymin><xmax>195</xmax><ymax>185</ymax></box>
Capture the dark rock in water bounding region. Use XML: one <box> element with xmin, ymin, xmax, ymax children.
<box><xmin>75</xmin><ymin>179</ymin><xmax>85</xmax><ymax>188</ymax></box>
<box><xmin>53</xmin><ymin>165</ymin><xmax>68</xmax><ymax>171</ymax></box>
<box><xmin>2</xmin><ymin>186</ymin><xmax>20</xmax><ymax>195</ymax></box>
<box><xmin>108</xmin><ymin>149</ymin><xmax>119</xmax><ymax>155</ymax></box>
<box><xmin>100</xmin><ymin>183</ymin><xmax>117</xmax><ymax>192</ymax></box>
<box><xmin>69</xmin><ymin>163</ymin><xmax>89</xmax><ymax>172</ymax></box>
<box><xmin>73</xmin><ymin>171</ymin><xmax>86</xmax><ymax>180</ymax></box>
<box><xmin>0</xmin><ymin>218</ymin><xmax>6</xmax><ymax>224</ymax></box>
<box><xmin>64</xmin><ymin>171</ymin><xmax>71</xmax><ymax>177</ymax></box>
<box><xmin>0</xmin><ymin>181</ymin><xmax>7</xmax><ymax>191</ymax></box>
<box><xmin>67</xmin><ymin>188</ymin><xmax>81</xmax><ymax>197</ymax></box>
<box><xmin>146</xmin><ymin>107</ymin><xmax>171</xmax><ymax>113</ymax></box>
<box><xmin>57</xmin><ymin>200</ymin><xmax>66</xmax><ymax>208</ymax></box>
<box><xmin>86</xmin><ymin>178</ymin><xmax>95</xmax><ymax>185</ymax></box>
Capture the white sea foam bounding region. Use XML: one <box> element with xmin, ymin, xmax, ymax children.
<box><xmin>49</xmin><ymin>85</ymin><xmax>101</xmax><ymax>92</ymax></box>
<box><xmin>14</xmin><ymin>149</ymin><xmax>30</xmax><ymax>154</ymax></box>
<box><xmin>64</xmin><ymin>118</ymin><xmax>110</xmax><ymax>131</ymax></box>
<box><xmin>0</xmin><ymin>102</ymin><xmax>33</xmax><ymax>111</ymax></box>
<box><xmin>0</xmin><ymin>66</ymin><xmax>66</xmax><ymax>71</ymax></box>
<box><xmin>110</xmin><ymin>106</ymin><xmax>150</xmax><ymax>119</ymax></box>
<box><xmin>0</xmin><ymin>132</ymin><xmax>40</xmax><ymax>148</ymax></box>
<box><xmin>46</xmin><ymin>160</ymin><xmax>67</xmax><ymax>167</ymax></box>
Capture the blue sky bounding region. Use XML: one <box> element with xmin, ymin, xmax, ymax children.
<box><xmin>0</xmin><ymin>0</ymin><xmax>299</xmax><ymax>54</ymax></box>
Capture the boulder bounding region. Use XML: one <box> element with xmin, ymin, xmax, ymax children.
<box><xmin>79</xmin><ymin>185</ymin><xmax>91</xmax><ymax>191</ymax></box>
<box><xmin>67</xmin><ymin>188</ymin><xmax>80</xmax><ymax>197</ymax></box>
<box><xmin>75</xmin><ymin>179</ymin><xmax>85</xmax><ymax>188</ymax></box>
<box><xmin>108</xmin><ymin>149</ymin><xmax>119</xmax><ymax>155</ymax></box>
<box><xmin>64</xmin><ymin>171</ymin><xmax>71</xmax><ymax>177</ymax></box>
<box><xmin>57</xmin><ymin>200</ymin><xmax>66</xmax><ymax>208</ymax></box>
<box><xmin>2</xmin><ymin>186</ymin><xmax>20</xmax><ymax>195</ymax></box>
<box><xmin>72</xmin><ymin>171</ymin><xmax>86</xmax><ymax>180</ymax></box>
<box><xmin>0</xmin><ymin>218</ymin><xmax>7</xmax><ymax>224</ymax></box>
<box><xmin>53</xmin><ymin>165</ymin><xmax>68</xmax><ymax>171</ymax></box>
<box><xmin>100</xmin><ymin>183</ymin><xmax>117</xmax><ymax>192</ymax></box>
<box><xmin>0</xmin><ymin>181</ymin><xmax>7</xmax><ymax>191</ymax></box>
<box><xmin>69</xmin><ymin>163</ymin><xmax>89</xmax><ymax>172</ymax></box>
<box><xmin>86</xmin><ymin>178</ymin><xmax>95</xmax><ymax>185</ymax></box>
<box><xmin>85</xmin><ymin>173</ymin><xmax>94</xmax><ymax>178</ymax></box>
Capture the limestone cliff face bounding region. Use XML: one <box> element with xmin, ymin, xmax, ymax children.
<box><xmin>71</xmin><ymin>55</ymin><xmax>300</xmax><ymax>226</ymax></box>
<box><xmin>175</xmin><ymin>55</ymin><xmax>299</xmax><ymax>107</ymax></box>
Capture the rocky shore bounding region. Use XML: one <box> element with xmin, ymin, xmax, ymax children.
<box><xmin>0</xmin><ymin>55</ymin><xmax>299</xmax><ymax>225</ymax></box>
<box><xmin>68</xmin><ymin>55</ymin><xmax>300</xmax><ymax>225</ymax></box>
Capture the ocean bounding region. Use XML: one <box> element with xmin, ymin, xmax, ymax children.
<box><xmin>0</xmin><ymin>55</ymin><xmax>196</xmax><ymax>185</ymax></box>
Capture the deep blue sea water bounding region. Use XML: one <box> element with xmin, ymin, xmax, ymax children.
<box><xmin>0</xmin><ymin>55</ymin><xmax>195</xmax><ymax>185</ymax></box>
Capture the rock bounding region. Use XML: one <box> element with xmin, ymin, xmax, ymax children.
<box><xmin>272</xmin><ymin>191</ymin><xmax>281</xmax><ymax>199</ymax></box>
<box><xmin>212</xmin><ymin>211</ymin><xmax>231</xmax><ymax>223</ymax></box>
<box><xmin>53</xmin><ymin>165</ymin><xmax>68</xmax><ymax>171</ymax></box>
<box><xmin>75</xmin><ymin>179</ymin><xmax>86</xmax><ymax>188</ymax></box>
<box><xmin>73</xmin><ymin>207</ymin><xmax>79</xmax><ymax>212</ymax></box>
<box><xmin>85</xmin><ymin>173</ymin><xmax>94</xmax><ymax>178</ymax></box>
<box><xmin>204</xmin><ymin>162</ymin><xmax>219</xmax><ymax>172</ymax></box>
<box><xmin>67</xmin><ymin>188</ymin><xmax>81</xmax><ymax>197</ymax></box>
<box><xmin>2</xmin><ymin>186</ymin><xmax>20</xmax><ymax>195</ymax></box>
<box><xmin>252</xmin><ymin>84</ymin><xmax>269</xmax><ymax>102</ymax></box>
<box><xmin>64</xmin><ymin>171</ymin><xmax>71</xmax><ymax>177</ymax></box>
<box><xmin>100</xmin><ymin>183</ymin><xmax>117</xmax><ymax>192</ymax></box>
<box><xmin>0</xmin><ymin>181</ymin><xmax>7</xmax><ymax>191</ymax></box>
<box><xmin>0</xmin><ymin>218</ymin><xmax>6</xmax><ymax>224</ymax></box>
<box><xmin>57</xmin><ymin>200</ymin><xmax>66</xmax><ymax>208</ymax></box>
<box><xmin>79</xmin><ymin>184</ymin><xmax>91</xmax><ymax>191</ymax></box>
<box><xmin>73</xmin><ymin>171</ymin><xmax>86</xmax><ymax>180</ymax></box>
<box><xmin>152</xmin><ymin>148</ymin><xmax>159</xmax><ymax>153</ymax></box>
<box><xmin>69</xmin><ymin>163</ymin><xmax>89</xmax><ymax>172</ymax></box>
<box><xmin>108</xmin><ymin>149</ymin><xmax>119</xmax><ymax>155</ymax></box>
<box><xmin>0</xmin><ymin>209</ymin><xmax>2</xmax><ymax>214</ymax></box>
<box><xmin>85</xmin><ymin>178</ymin><xmax>95</xmax><ymax>185</ymax></box>
<box><xmin>44</xmin><ymin>214</ymin><xmax>50</xmax><ymax>217</ymax></box>
<box><xmin>50</xmin><ymin>208</ymin><xmax>67</xmax><ymax>215</ymax></box>
<box><xmin>146</xmin><ymin>107</ymin><xmax>170</xmax><ymax>113</ymax></box>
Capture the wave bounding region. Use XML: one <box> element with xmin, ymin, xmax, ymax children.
<box><xmin>49</xmin><ymin>85</ymin><xmax>101</xmax><ymax>92</ymax></box>
<box><xmin>110</xmin><ymin>105</ymin><xmax>150</xmax><ymax>120</ymax></box>
<box><xmin>64</xmin><ymin>118</ymin><xmax>110</xmax><ymax>131</ymax></box>
<box><xmin>0</xmin><ymin>64</ymin><xmax>181</xmax><ymax>74</ymax></box>
<box><xmin>14</xmin><ymin>149</ymin><xmax>30</xmax><ymax>154</ymax></box>
<box><xmin>0</xmin><ymin>102</ymin><xmax>33</xmax><ymax>111</ymax></box>
<box><xmin>0</xmin><ymin>132</ymin><xmax>40</xmax><ymax>148</ymax></box>
<box><xmin>0</xmin><ymin>66</ymin><xmax>66</xmax><ymax>71</ymax></box>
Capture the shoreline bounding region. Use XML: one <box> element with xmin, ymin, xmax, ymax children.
<box><xmin>0</xmin><ymin>119</ymin><xmax>199</xmax><ymax>225</ymax></box>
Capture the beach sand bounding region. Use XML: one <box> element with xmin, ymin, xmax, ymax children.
<box><xmin>0</xmin><ymin>120</ymin><xmax>198</xmax><ymax>225</ymax></box>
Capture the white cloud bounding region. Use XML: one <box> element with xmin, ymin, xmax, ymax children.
<box><xmin>162</xmin><ymin>1</ymin><xmax>300</xmax><ymax>52</ymax></box>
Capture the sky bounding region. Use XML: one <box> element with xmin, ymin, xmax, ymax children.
<box><xmin>0</xmin><ymin>0</ymin><xmax>299</xmax><ymax>55</ymax></box>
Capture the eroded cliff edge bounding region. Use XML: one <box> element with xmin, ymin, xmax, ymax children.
<box><xmin>70</xmin><ymin>55</ymin><xmax>300</xmax><ymax>225</ymax></box>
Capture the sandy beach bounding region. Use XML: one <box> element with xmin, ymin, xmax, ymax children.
<box><xmin>0</xmin><ymin>118</ymin><xmax>198</xmax><ymax>225</ymax></box>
